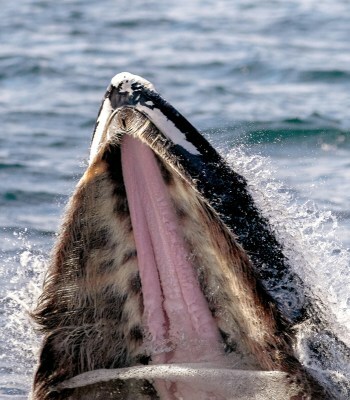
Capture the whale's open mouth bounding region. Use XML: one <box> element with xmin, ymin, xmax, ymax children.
<box><xmin>32</xmin><ymin>73</ymin><xmax>330</xmax><ymax>399</ymax></box>
<box><xmin>84</xmin><ymin>76</ymin><xmax>283</xmax><ymax>372</ymax></box>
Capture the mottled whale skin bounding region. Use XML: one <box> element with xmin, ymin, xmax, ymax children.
<box><xmin>32</xmin><ymin>73</ymin><xmax>344</xmax><ymax>399</ymax></box>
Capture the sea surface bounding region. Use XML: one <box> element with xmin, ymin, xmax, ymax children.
<box><xmin>0</xmin><ymin>0</ymin><xmax>349</xmax><ymax>398</ymax></box>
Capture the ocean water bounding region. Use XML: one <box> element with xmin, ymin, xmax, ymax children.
<box><xmin>0</xmin><ymin>0</ymin><xmax>349</xmax><ymax>398</ymax></box>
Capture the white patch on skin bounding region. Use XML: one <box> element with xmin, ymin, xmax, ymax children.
<box><xmin>145</xmin><ymin>100</ymin><xmax>154</xmax><ymax>106</ymax></box>
<box><xmin>111</xmin><ymin>72</ymin><xmax>155</xmax><ymax>93</ymax></box>
<box><xmin>89</xmin><ymin>98</ymin><xmax>113</xmax><ymax>164</ymax></box>
<box><xmin>136</xmin><ymin>104</ymin><xmax>201</xmax><ymax>155</ymax></box>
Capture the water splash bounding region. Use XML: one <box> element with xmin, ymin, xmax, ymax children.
<box><xmin>226</xmin><ymin>147</ymin><xmax>350</xmax><ymax>333</ymax></box>
<box><xmin>225</xmin><ymin>145</ymin><xmax>350</xmax><ymax>397</ymax></box>
<box><xmin>0</xmin><ymin>230</ymin><xmax>47</xmax><ymax>398</ymax></box>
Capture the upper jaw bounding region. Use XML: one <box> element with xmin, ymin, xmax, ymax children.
<box><xmin>89</xmin><ymin>72</ymin><xmax>208</xmax><ymax>165</ymax></box>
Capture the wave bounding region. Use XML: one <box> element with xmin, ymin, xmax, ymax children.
<box><xmin>214</xmin><ymin>114</ymin><xmax>350</xmax><ymax>146</ymax></box>
<box><xmin>0</xmin><ymin>190</ymin><xmax>66</xmax><ymax>205</ymax></box>
<box><xmin>0</xmin><ymin>163</ymin><xmax>25</xmax><ymax>170</ymax></box>
<box><xmin>298</xmin><ymin>69</ymin><xmax>350</xmax><ymax>83</ymax></box>
<box><xmin>0</xmin><ymin>55</ymin><xmax>63</xmax><ymax>81</ymax></box>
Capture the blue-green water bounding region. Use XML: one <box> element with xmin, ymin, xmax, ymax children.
<box><xmin>1</xmin><ymin>0</ymin><xmax>349</xmax><ymax>398</ymax></box>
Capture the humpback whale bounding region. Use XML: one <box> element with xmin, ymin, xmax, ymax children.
<box><xmin>32</xmin><ymin>73</ymin><xmax>348</xmax><ymax>399</ymax></box>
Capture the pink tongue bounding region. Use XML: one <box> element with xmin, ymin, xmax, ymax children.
<box><xmin>121</xmin><ymin>135</ymin><xmax>223</xmax><ymax>366</ymax></box>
